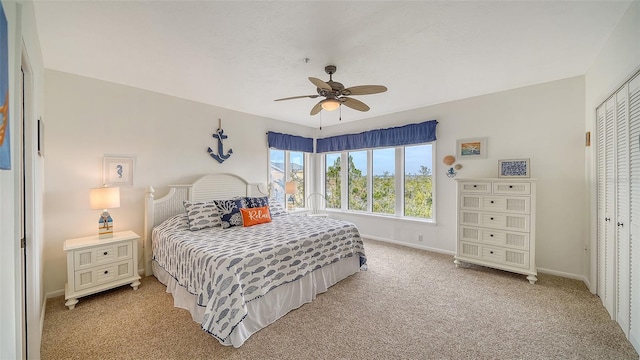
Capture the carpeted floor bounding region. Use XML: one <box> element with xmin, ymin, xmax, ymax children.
<box><xmin>41</xmin><ymin>239</ymin><xmax>639</xmax><ymax>360</ymax></box>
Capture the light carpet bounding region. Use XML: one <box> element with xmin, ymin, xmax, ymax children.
<box><xmin>41</xmin><ymin>239</ymin><xmax>639</xmax><ymax>359</ymax></box>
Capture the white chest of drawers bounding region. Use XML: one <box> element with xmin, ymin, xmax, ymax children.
<box><xmin>64</xmin><ymin>231</ymin><xmax>141</xmax><ymax>309</ymax></box>
<box><xmin>454</xmin><ymin>179</ymin><xmax>537</xmax><ymax>284</ymax></box>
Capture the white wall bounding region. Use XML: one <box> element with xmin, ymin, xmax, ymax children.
<box><xmin>0</xmin><ymin>0</ymin><xmax>45</xmax><ymax>358</ymax></box>
<box><xmin>43</xmin><ymin>70</ymin><xmax>315</xmax><ymax>295</ymax></box>
<box><xmin>319</xmin><ymin>76</ymin><xmax>587</xmax><ymax>280</ymax></box>
<box><xmin>585</xmin><ymin>1</ymin><xmax>640</xmax><ymax>292</ymax></box>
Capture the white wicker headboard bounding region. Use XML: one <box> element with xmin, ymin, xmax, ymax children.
<box><xmin>143</xmin><ymin>173</ymin><xmax>268</xmax><ymax>275</ymax></box>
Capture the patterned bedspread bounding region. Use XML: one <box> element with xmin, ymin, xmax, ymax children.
<box><xmin>152</xmin><ymin>213</ymin><xmax>367</xmax><ymax>341</ymax></box>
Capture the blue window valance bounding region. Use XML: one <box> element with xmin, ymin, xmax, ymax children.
<box><xmin>316</xmin><ymin>120</ymin><xmax>437</xmax><ymax>153</ymax></box>
<box><xmin>267</xmin><ymin>131</ymin><xmax>314</xmax><ymax>153</ymax></box>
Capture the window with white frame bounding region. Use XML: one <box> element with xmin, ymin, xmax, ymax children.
<box><xmin>322</xmin><ymin>143</ymin><xmax>434</xmax><ymax>220</ymax></box>
<box><xmin>269</xmin><ymin>149</ymin><xmax>306</xmax><ymax>208</ymax></box>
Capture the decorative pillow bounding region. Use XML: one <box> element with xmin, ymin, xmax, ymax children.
<box><xmin>183</xmin><ymin>201</ymin><xmax>221</xmax><ymax>231</ymax></box>
<box><xmin>243</xmin><ymin>196</ymin><xmax>269</xmax><ymax>208</ymax></box>
<box><xmin>213</xmin><ymin>199</ymin><xmax>245</xmax><ymax>229</ymax></box>
<box><xmin>268</xmin><ymin>200</ymin><xmax>288</xmax><ymax>217</ymax></box>
<box><xmin>240</xmin><ymin>206</ymin><xmax>272</xmax><ymax>227</ymax></box>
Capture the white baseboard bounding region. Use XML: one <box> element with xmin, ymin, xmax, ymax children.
<box><xmin>362</xmin><ymin>234</ymin><xmax>591</xmax><ymax>287</ymax></box>
<box><xmin>631</xmin><ymin>332</ymin><xmax>639</xmax><ymax>357</ymax></box>
<box><xmin>536</xmin><ymin>267</ymin><xmax>587</xmax><ymax>284</ymax></box>
<box><xmin>361</xmin><ymin>234</ymin><xmax>455</xmax><ymax>256</ymax></box>
<box><xmin>45</xmin><ymin>289</ymin><xmax>64</xmax><ymax>299</ymax></box>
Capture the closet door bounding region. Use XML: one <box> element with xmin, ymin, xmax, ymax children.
<box><xmin>603</xmin><ymin>97</ymin><xmax>617</xmax><ymax>317</ymax></box>
<box><xmin>629</xmin><ymin>73</ymin><xmax>640</xmax><ymax>348</ymax></box>
<box><xmin>596</xmin><ymin>104</ymin><xmax>608</xmax><ymax>313</ymax></box>
<box><xmin>616</xmin><ymin>85</ymin><xmax>630</xmax><ymax>336</ymax></box>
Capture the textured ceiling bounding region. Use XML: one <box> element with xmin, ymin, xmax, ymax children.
<box><xmin>33</xmin><ymin>1</ymin><xmax>631</xmax><ymax>128</ymax></box>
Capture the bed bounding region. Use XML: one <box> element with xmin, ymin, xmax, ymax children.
<box><xmin>143</xmin><ymin>173</ymin><xmax>367</xmax><ymax>347</ymax></box>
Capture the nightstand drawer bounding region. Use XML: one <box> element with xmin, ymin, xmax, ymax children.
<box><xmin>74</xmin><ymin>241</ymin><xmax>133</xmax><ymax>270</ymax></box>
<box><xmin>74</xmin><ymin>259</ymin><xmax>134</xmax><ymax>291</ymax></box>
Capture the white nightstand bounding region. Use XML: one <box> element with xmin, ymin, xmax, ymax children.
<box><xmin>64</xmin><ymin>230</ymin><xmax>141</xmax><ymax>310</ymax></box>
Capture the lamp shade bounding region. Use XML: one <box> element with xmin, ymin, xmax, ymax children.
<box><xmin>285</xmin><ymin>181</ymin><xmax>297</xmax><ymax>195</ymax></box>
<box><xmin>90</xmin><ymin>187</ymin><xmax>120</xmax><ymax>210</ymax></box>
<box><xmin>321</xmin><ymin>98</ymin><xmax>341</xmax><ymax>111</ymax></box>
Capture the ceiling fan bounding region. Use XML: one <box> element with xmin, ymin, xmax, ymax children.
<box><xmin>274</xmin><ymin>65</ymin><xmax>387</xmax><ymax>116</ymax></box>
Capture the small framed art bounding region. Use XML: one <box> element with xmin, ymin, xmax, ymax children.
<box><xmin>498</xmin><ymin>158</ymin><xmax>530</xmax><ymax>178</ymax></box>
<box><xmin>103</xmin><ymin>156</ymin><xmax>134</xmax><ymax>187</ymax></box>
<box><xmin>457</xmin><ymin>137</ymin><xmax>487</xmax><ymax>159</ymax></box>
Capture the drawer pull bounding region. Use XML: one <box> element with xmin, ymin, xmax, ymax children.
<box><xmin>509</xmin><ymin>185</ymin><xmax>513</xmax><ymax>188</ymax></box>
<box><xmin>490</xmin><ymin>217</ymin><xmax>494</xmax><ymax>220</ymax></box>
<box><xmin>490</xmin><ymin>201</ymin><xmax>494</xmax><ymax>204</ymax></box>
<box><xmin>489</xmin><ymin>251</ymin><xmax>494</xmax><ymax>254</ymax></box>
<box><xmin>103</xmin><ymin>252</ymin><xmax>108</xmax><ymax>256</ymax></box>
<box><xmin>104</xmin><ymin>270</ymin><xmax>108</xmax><ymax>275</ymax></box>
<box><xmin>490</xmin><ymin>234</ymin><xmax>494</xmax><ymax>237</ymax></box>
<box><xmin>618</xmin><ymin>222</ymin><xmax>624</xmax><ymax>227</ymax></box>
<box><xmin>473</xmin><ymin>185</ymin><xmax>477</xmax><ymax>188</ymax></box>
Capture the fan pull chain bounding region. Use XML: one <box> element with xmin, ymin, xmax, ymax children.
<box><xmin>319</xmin><ymin>111</ymin><xmax>322</xmax><ymax>130</ymax></box>
<box><xmin>339</xmin><ymin>105</ymin><xmax>342</xmax><ymax>121</ymax></box>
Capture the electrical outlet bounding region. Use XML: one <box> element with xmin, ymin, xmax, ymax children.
<box><xmin>418</xmin><ymin>234</ymin><xmax>423</xmax><ymax>242</ymax></box>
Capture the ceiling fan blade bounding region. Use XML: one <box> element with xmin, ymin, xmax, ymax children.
<box><xmin>341</xmin><ymin>85</ymin><xmax>388</xmax><ymax>96</ymax></box>
<box><xmin>274</xmin><ymin>95</ymin><xmax>319</xmax><ymax>101</ymax></box>
<box><xmin>342</xmin><ymin>97</ymin><xmax>370</xmax><ymax>112</ymax></box>
<box><xmin>309</xmin><ymin>77</ymin><xmax>332</xmax><ymax>91</ymax></box>
<box><xmin>310</xmin><ymin>100</ymin><xmax>323</xmax><ymax>115</ymax></box>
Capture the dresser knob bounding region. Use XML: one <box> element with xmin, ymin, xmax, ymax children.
<box><xmin>490</xmin><ymin>251</ymin><xmax>494</xmax><ymax>254</ymax></box>
<box><xmin>103</xmin><ymin>252</ymin><xmax>108</xmax><ymax>255</ymax></box>
<box><xmin>490</xmin><ymin>217</ymin><xmax>494</xmax><ymax>220</ymax></box>
<box><xmin>509</xmin><ymin>185</ymin><xmax>513</xmax><ymax>188</ymax></box>
<box><xmin>490</xmin><ymin>201</ymin><xmax>494</xmax><ymax>204</ymax></box>
<box><xmin>617</xmin><ymin>222</ymin><xmax>624</xmax><ymax>227</ymax></box>
<box><xmin>104</xmin><ymin>271</ymin><xmax>108</xmax><ymax>275</ymax></box>
<box><xmin>473</xmin><ymin>185</ymin><xmax>477</xmax><ymax>188</ymax></box>
<box><xmin>605</xmin><ymin>217</ymin><xmax>611</xmax><ymax>221</ymax></box>
<box><xmin>490</xmin><ymin>234</ymin><xmax>494</xmax><ymax>237</ymax></box>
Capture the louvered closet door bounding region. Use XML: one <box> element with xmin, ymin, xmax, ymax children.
<box><xmin>616</xmin><ymin>84</ymin><xmax>630</xmax><ymax>337</ymax></box>
<box><xmin>597</xmin><ymin>104</ymin><xmax>608</xmax><ymax>311</ymax></box>
<box><xmin>604</xmin><ymin>97</ymin><xmax>617</xmax><ymax>317</ymax></box>
<box><xmin>629</xmin><ymin>73</ymin><xmax>640</xmax><ymax>349</ymax></box>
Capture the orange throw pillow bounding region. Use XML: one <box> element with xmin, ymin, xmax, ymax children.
<box><xmin>240</xmin><ymin>206</ymin><xmax>272</xmax><ymax>227</ymax></box>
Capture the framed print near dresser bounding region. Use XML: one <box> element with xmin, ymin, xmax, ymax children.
<box><xmin>454</xmin><ymin>178</ymin><xmax>537</xmax><ymax>284</ymax></box>
<box><xmin>64</xmin><ymin>231</ymin><xmax>141</xmax><ymax>309</ymax></box>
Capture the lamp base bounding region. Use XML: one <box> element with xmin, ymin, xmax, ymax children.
<box><xmin>98</xmin><ymin>211</ymin><xmax>114</xmax><ymax>239</ymax></box>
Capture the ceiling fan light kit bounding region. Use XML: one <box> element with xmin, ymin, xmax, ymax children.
<box><xmin>274</xmin><ymin>65</ymin><xmax>387</xmax><ymax>116</ymax></box>
<box><xmin>321</xmin><ymin>98</ymin><xmax>341</xmax><ymax>111</ymax></box>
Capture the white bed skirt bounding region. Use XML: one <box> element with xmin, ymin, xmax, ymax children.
<box><xmin>153</xmin><ymin>256</ymin><xmax>360</xmax><ymax>347</ymax></box>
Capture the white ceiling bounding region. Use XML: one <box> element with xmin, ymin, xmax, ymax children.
<box><xmin>32</xmin><ymin>1</ymin><xmax>631</xmax><ymax>128</ymax></box>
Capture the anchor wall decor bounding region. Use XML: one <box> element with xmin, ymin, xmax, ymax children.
<box><xmin>208</xmin><ymin>118</ymin><xmax>233</xmax><ymax>163</ymax></box>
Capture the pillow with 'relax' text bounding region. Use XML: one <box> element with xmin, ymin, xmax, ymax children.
<box><xmin>240</xmin><ymin>206</ymin><xmax>272</xmax><ymax>227</ymax></box>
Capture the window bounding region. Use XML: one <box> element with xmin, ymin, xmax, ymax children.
<box><xmin>404</xmin><ymin>144</ymin><xmax>433</xmax><ymax>219</ymax></box>
<box><xmin>348</xmin><ymin>151</ymin><xmax>367</xmax><ymax>211</ymax></box>
<box><xmin>269</xmin><ymin>149</ymin><xmax>306</xmax><ymax>207</ymax></box>
<box><xmin>372</xmin><ymin>148</ymin><xmax>395</xmax><ymax>214</ymax></box>
<box><xmin>289</xmin><ymin>151</ymin><xmax>305</xmax><ymax>208</ymax></box>
<box><xmin>325</xmin><ymin>153</ymin><xmax>341</xmax><ymax>209</ymax></box>
<box><xmin>322</xmin><ymin>143</ymin><xmax>434</xmax><ymax>220</ymax></box>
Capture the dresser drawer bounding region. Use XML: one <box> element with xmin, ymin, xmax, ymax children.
<box><xmin>74</xmin><ymin>259</ymin><xmax>135</xmax><ymax>291</ymax></box>
<box><xmin>460</xmin><ymin>195</ymin><xmax>530</xmax><ymax>214</ymax></box>
<box><xmin>458</xmin><ymin>241</ymin><xmax>530</xmax><ymax>269</ymax></box>
<box><xmin>459</xmin><ymin>226</ymin><xmax>529</xmax><ymax>250</ymax></box>
<box><xmin>492</xmin><ymin>182</ymin><xmax>531</xmax><ymax>195</ymax></box>
<box><xmin>459</xmin><ymin>181</ymin><xmax>492</xmax><ymax>194</ymax></box>
<box><xmin>459</xmin><ymin>211</ymin><xmax>530</xmax><ymax>232</ymax></box>
<box><xmin>73</xmin><ymin>241</ymin><xmax>133</xmax><ymax>270</ymax></box>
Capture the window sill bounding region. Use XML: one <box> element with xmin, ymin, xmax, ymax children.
<box><xmin>325</xmin><ymin>209</ymin><xmax>436</xmax><ymax>225</ymax></box>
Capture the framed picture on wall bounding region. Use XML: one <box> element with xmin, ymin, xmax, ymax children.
<box><xmin>457</xmin><ymin>137</ymin><xmax>487</xmax><ymax>159</ymax></box>
<box><xmin>498</xmin><ymin>158</ymin><xmax>530</xmax><ymax>178</ymax></box>
<box><xmin>103</xmin><ymin>156</ymin><xmax>134</xmax><ymax>187</ymax></box>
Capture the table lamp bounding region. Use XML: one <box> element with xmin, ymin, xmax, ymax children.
<box><xmin>285</xmin><ymin>181</ymin><xmax>297</xmax><ymax>210</ymax></box>
<box><xmin>90</xmin><ymin>186</ymin><xmax>120</xmax><ymax>238</ymax></box>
